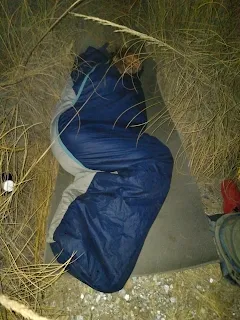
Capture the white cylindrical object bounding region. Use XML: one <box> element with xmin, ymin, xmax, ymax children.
<box><xmin>2</xmin><ymin>180</ymin><xmax>15</xmax><ymax>193</ymax></box>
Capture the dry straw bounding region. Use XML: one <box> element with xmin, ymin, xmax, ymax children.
<box><xmin>0</xmin><ymin>1</ymin><xmax>239</xmax><ymax>319</ymax></box>
<box><xmin>0</xmin><ymin>0</ymin><xmax>78</xmax><ymax>311</ymax></box>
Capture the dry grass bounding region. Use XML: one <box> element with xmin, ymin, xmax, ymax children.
<box><xmin>0</xmin><ymin>0</ymin><xmax>239</xmax><ymax>319</ymax></box>
<box><xmin>143</xmin><ymin>1</ymin><xmax>240</xmax><ymax>181</ymax></box>
<box><xmin>0</xmin><ymin>109</ymin><xmax>74</xmax><ymax>316</ymax></box>
<box><xmin>150</xmin><ymin>0</ymin><xmax>240</xmax><ymax>180</ymax></box>
<box><xmin>0</xmin><ymin>0</ymin><xmax>78</xmax><ymax>316</ymax></box>
<box><xmin>164</xmin><ymin>264</ymin><xmax>239</xmax><ymax>320</ymax></box>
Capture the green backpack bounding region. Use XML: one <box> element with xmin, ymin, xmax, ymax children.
<box><xmin>211</xmin><ymin>213</ymin><xmax>240</xmax><ymax>285</ymax></box>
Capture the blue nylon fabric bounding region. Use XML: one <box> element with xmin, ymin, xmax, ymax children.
<box><xmin>51</xmin><ymin>45</ymin><xmax>173</xmax><ymax>293</ymax></box>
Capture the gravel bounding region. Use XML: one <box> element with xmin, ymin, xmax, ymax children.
<box><xmin>43</xmin><ymin>264</ymin><xmax>240</xmax><ymax>320</ymax></box>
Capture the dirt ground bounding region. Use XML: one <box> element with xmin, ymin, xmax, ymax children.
<box><xmin>43</xmin><ymin>263</ymin><xmax>240</xmax><ymax>320</ymax></box>
<box><xmin>198</xmin><ymin>182</ymin><xmax>223</xmax><ymax>215</ymax></box>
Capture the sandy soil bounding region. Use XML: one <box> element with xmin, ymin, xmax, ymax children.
<box><xmin>43</xmin><ymin>264</ymin><xmax>240</xmax><ymax>320</ymax></box>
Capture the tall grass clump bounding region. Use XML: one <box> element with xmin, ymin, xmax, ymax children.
<box><xmin>0</xmin><ymin>0</ymin><xmax>80</xmax><ymax>316</ymax></box>
<box><xmin>147</xmin><ymin>0</ymin><xmax>240</xmax><ymax>180</ymax></box>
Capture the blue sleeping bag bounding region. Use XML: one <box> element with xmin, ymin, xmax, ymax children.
<box><xmin>48</xmin><ymin>45</ymin><xmax>173</xmax><ymax>293</ymax></box>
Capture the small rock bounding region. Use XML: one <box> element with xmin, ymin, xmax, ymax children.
<box><xmin>119</xmin><ymin>289</ymin><xmax>126</xmax><ymax>296</ymax></box>
<box><xmin>96</xmin><ymin>295</ymin><xmax>101</xmax><ymax>303</ymax></box>
<box><xmin>51</xmin><ymin>301</ymin><xmax>56</xmax><ymax>307</ymax></box>
<box><xmin>124</xmin><ymin>294</ymin><xmax>130</xmax><ymax>301</ymax></box>
<box><xmin>80</xmin><ymin>294</ymin><xmax>84</xmax><ymax>300</ymax></box>
<box><xmin>209</xmin><ymin>278</ymin><xmax>214</xmax><ymax>283</ymax></box>
<box><xmin>163</xmin><ymin>285</ymin><xmax>170</xmax><ymax>294</ymax></box>
<box><xmin>124</xmin><ymin>279</ymin><xmax>133</xmax><ymax>290</ymax></box>
<box><xmin>91</xmin><ymin>306</ymin><xmax>95</xmax><ymax>311</ymax></box>
<box><xmin>170</xmin><ymin>297</ymin><xmax>176</xmax><ymax>303</ymax></box>
<box><xmin>76</xmin><ymin>316</ymin><xmax>84</xmax><ymax>320</ymax></box>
